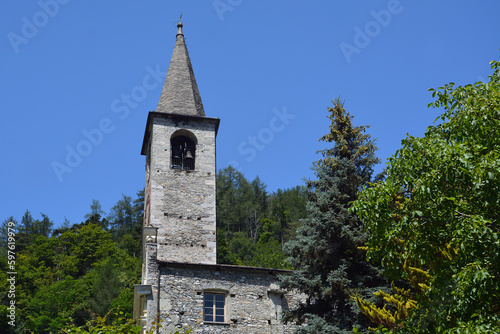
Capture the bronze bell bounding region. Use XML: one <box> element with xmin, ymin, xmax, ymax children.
<box><xmin>185</xmin><ymin>150</ymin><xmax>194</xmax><ymax>159</ymax></box>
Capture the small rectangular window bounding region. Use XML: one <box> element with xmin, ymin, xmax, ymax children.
<box><xmin>204</xmin><ymin>292</ymin><xmax>225</xmax><ymax>323</ymax></box>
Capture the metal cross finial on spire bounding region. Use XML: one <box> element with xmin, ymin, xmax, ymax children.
<box><xmin>176</xmin><ymin>14</ymin><xmax>184</xmax><ymax>35</ymax></box>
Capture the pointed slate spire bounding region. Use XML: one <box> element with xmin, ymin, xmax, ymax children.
<box><xmin>156</xmin><ymin>22</ymin><xmax>205</xmax><ymax>116</ymax></box>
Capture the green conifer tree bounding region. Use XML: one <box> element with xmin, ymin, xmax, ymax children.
<box><xmin>280</xmin><ymin>98</ymin><xmax>386</xmax><ymax>333</ymax></box>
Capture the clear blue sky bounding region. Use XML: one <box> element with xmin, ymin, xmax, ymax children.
<box><xmin>2</xmin><ymin>1</ymin><xmax>499</xmax><ymax>228</ymax></box>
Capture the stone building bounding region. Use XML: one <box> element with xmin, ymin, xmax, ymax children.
<box><xmin>133</xmin><ymin>23</ymin><xmax>300</xmax><ymax>333</ymax></box>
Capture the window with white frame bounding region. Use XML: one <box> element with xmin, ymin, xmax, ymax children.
<box><xmin>203</xmin><ymin>292</ymin><xmax>225</xmax><ymax>323</ymax></box>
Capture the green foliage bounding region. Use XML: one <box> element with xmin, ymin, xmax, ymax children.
<box><xmin>215</xmin><ymin>229</ymin><xmax>243</xmax><ymax>265</ymax></box>
<box><xmin>88</xmin><ymin>259</ymin><xmax>124</xmax><ymax>317</ymax></box>
<box><xmin>84</xmin><ymin>199</ymin><xmax>106</xmax><ymax>220</ymax></box>
<box><xmin>251</xmin><ymin>218</ymin><xmax>291</xmax><ymax>268</ymax></box>
<box><xmin>216</xmin><ymin>166</ymin><xmax>264</xmax><ymax>238</ymax></box>
<box><xmin>18</xmin><ymin>222</ymin><xmax>141</xmax><ymax>331</ymax></box>
<box><xmin>252</xmin><ymin>237</ymin><xmax>291</xmax><ymax>269</ymax></box>
<box><xmin>26</xmin><ymin>275</ymin><xmax>91</xmax><ymax>332</ymax></box>
<box><xmin>61</xmin><ymin>309</ymin><xmax>141</xmax><ymax>334</ymax></box>
<box><xmin>0</xmin><ymin>191</ymin><xmax>143</xmax><ymax>334</ymax></box>
<box><xmin>0</xmin><ymin>216</ymin><xmax>17</xmax><ymax>257</ymax></box>
<box><xmin>61</xmin><ymin>310</ymin><xmax>194</xmax><ymax>334</ymax></box>
<box><xmin>354</xmin><ymin>280</ymin><xmax>418</xmax><ymax>331</ymax></box>
<box><xmin>280</xmin><ymin>98</ymin><xmax>386</xmax><ymax>333</ymax></box>
<box><xmin>8</xmin><ymin>210</ymin><xmax>55</xmax><ymax>253</ymax></box>
<box><xmin>216</xmin><ymin>166</ymin><xmax>307</xmax><ymax>268</ymax></box>
<box><xmin>107</xmin><ymin>190</ymin><xmax>144</xmax><ymax>257</ymax></box>
<box><xmin>108</xmin><ymin>194</ymin><xmax>134</xmax><ymax>234</ymax></box>
<box><xmin>61</xmin><ymin>311</ymin><xmax>193</xmax><ymax>334</ymax></box>
<box><xmin>268</xmin><ymin>188</ymin><xmax>308</xmax><ymax>243</ymax></box>
<box><xmin>352</xmin><ymin>58</ymin><xmax>500</xmax><ymax>332</ymax></box>
<box><xmin>228</xmin><ymin>231</ymin><xmax>257</xmax><ymax>263</ymax></box>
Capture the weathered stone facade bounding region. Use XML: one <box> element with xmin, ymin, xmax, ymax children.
<box><xmin>142</xmin><ymin>112</ymin><xmax>219</xmax><ymax>265</ymax></box>
<box><xmin>133</xmin><ymin>22</ymin><xmax>302</xmax><ymax>334</ymax></box>
<box><xmin>141</xmin><ymin>243</ymin><xmax>300</xmax><ymax>334</ymax></box>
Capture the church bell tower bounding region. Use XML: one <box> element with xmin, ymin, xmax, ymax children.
<box><xmin>141</xmin><ymin>22</ymin><xmax>219</xmax><ymax>266</ymax></box>
<box><xmin>135</xmin><ymin>23</ymin><xmax>297</xmax><ymax>334</ymax></box>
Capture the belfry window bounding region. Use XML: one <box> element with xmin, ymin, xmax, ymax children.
<box><xmin>171</xmin><ymin>135</ymin><xmax>196</xmax><ymax>170</ymax></box>
<box><xmin>204</xmin><ymin>292</ymin><xmax>225</xmax><ymax>323</ymax></box>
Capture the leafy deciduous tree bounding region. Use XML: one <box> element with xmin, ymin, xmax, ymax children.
<box><xmin>353</xmin><ymin>59</ymin><xmax>500</xmax><ymax>332</ymax></box>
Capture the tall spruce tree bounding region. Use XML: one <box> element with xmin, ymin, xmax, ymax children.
<box><xmin>280</xmin><ymin>98</ymin><xmax>386</xmax><ymax>333</ymax></box>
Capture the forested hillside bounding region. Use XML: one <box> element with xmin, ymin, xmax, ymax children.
<box><xmin>0</xmin><ymin>191</ymin><xmax>144</xmax><ymax>333</ymax></box>
<box><xmin>0</xmin><ymin>172</ymin><xmax>306</xmax><ymax>333</ymax></box>
<box><xmin>216</xmin><ymin>166</ymin><xmax>308</xmax><ymax>268</ymax></box>
<box><xmin>2</xmin><ymin>58</ymin><xmax>499</xmax><ymax>333</ymax></box>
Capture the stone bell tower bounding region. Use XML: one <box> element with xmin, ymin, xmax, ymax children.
<box><xmin>134</xmin><ymin>23</ymin><xmax>302</xmax><ymax>334</ymax></box>
<box><xmin>141</xmin><ymin>22</ymin><xmax>219</xmax><ymax>265</ymax></box>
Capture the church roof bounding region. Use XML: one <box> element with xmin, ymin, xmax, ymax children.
<box><xmin>156</xmin><ymin>22</ymin><xmax>205</xmax><ymax>116</ymax></box>
<box><xmin>157</xmin><ymin>260</ymin><xmax>292</xmax><ymax>275</ymax></box>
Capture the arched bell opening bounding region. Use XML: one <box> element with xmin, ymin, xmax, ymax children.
<box><xmin>170</xmin><ymin>131</ymin><xmax>197</xmax><ymax>171</ymax></box>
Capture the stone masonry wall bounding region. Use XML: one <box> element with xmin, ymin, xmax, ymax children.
<box><xmin>144</xmin><ymin>244</ymin><xmax>302</xmax><ymax>334</ymax></box>
<box><xmin>146</xmin><ymin>115</ymin><xmax>218</xmax><ymax>264</ymax></box>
